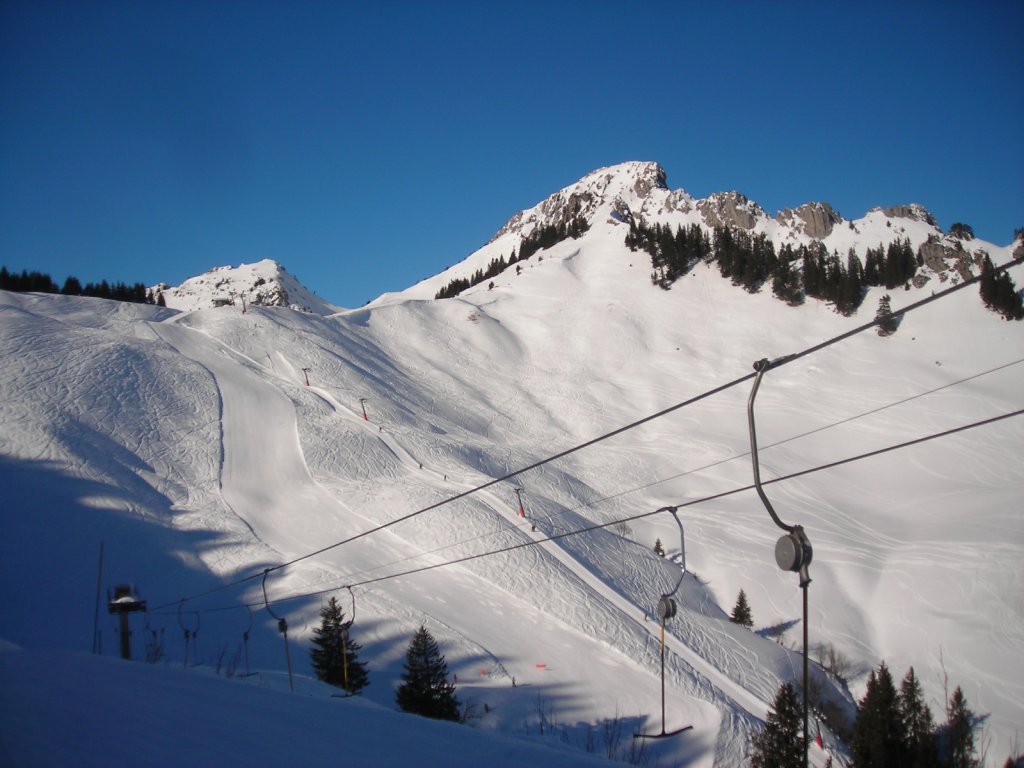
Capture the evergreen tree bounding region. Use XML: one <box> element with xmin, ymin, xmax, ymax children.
<box><xmin>852</xmin><ymin>662</ymin><xmax>906</xmax><ymax>767</ymax></box>
<box><xmin>979</xmin><ymin>255</ymin><xmax>1024</xmax><ymax>321</ymax></box>
<box><xmin>730</xmin><ymin>589</ymin><xmax>753</xmax><ymax>628</ymax></box>
<box><xmin>750</xmin><ymin>682</ymin><xmax>804</xmax><ymax>768</ymax></box>
<box><xmin>875</xmin><ymin>294</ymin><xmax>899</xmax><ymax>336</ymax></box>
<box><xmin>899</xmin><ymin>667</ymin><xmax>938</xmax><ymax>768</ymax></box>
<box><xmin>61</xmin><ymin>276</ymin><xmax>82</xmax><ymax>296</ymax></box>
<box><xmin>396</xmin><ymin>625</ymin><xmax>459</xmax><ymax>721</ymax></box>
<box><xmin>864</xmin><ymin>245</ymin><xmax>885</xmax><ymax>286</ymax></box>
<box><xmin>949</xmin><ymin>222</ymin><xmax>975</xmax><ymax>240</ymax></box>
<box><xmin>653</xmin><ymin>538</ymin><xmax>665</xmax><ymax>558</ymax></box>
<box><xmin>945</xmin><ymin>686</ymin><xmax>979</xmax><ymax>768</ymax></box>
<box><xmin>772</xmin><ymin>245</ymin><xmax>804</xmax><ymax>306</ymax></box>
<box><xmin>309</xmin><ymin>597</ymin><xmax>369</xmax><ymax>694</ymax></box>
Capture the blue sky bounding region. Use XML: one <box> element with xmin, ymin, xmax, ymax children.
<box><xmin>2</xmin><ymin>0</ymin><xmax>1021</xmax><ymax>308</ymax></box>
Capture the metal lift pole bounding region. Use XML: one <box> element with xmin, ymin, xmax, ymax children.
<box><xmin>748</xmin><ymin>357</ymin><xmax>812</xmax><ymax>768</ymax></box>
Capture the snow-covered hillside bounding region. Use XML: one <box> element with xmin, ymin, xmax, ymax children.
<box><xmin>1</xmin><ymin>162</ymin><xmax>1022</xmax><ymax>766</ymax></box>
<box><xmin>154</xmin><ymin>258</ymin><xmax>339</xmax><ymax>315</ymax></box>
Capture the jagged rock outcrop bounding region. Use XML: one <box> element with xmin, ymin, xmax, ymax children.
<box><xmin>696</xmin><ymin>191</ymin><xmax>764</xmax><ymax>231</ymax></box>
<box><xmin>880</xmin><ymin>204</ymin><xmax>937</xmax><ymax>227</ymax></box>
<box><xmin>776</xmin><ymin>202</ymin><xmax>843</xmax><ymax>239</ymax></box>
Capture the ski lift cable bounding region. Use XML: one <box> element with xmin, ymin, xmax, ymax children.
<box><xmin>149</xmin><ymin>259</ymin><xmax>1022</xmax><ymax>612</ymax></box>
<box><xmin>186</xmin><ymin>406</ymin><xmax>1022</xmax><ymax>616</ymax></box>
<box><xmin>184</xmin><ymin>355</ymin><xmax>1022</xmax><ymax>600</ymax></box>
<box><xmin>551</xmin><ymin>356</ymin><xmax>1024</xmax><ymax>521</ymax></box>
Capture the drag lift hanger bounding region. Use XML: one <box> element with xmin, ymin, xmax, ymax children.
<box><xmin>340</xmin><ymin>586</ymin><xmax>357</xmax><ymax>695</ymax></box>
<box><xmin>177</xmin><ymin>599</ymin><xmax>200</xmax><ymax>668</ymax></box>
<box><xmin>262</xmin><ymin>568</ymin><xmax>295</xmax><ymax>692</ymax></box>
<box><xmin>634</xmin><ymin>506</ymin><xmax>693</xmax><ymax>740</ymax></box>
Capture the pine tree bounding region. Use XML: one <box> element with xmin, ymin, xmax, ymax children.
<box><xmin>730</xmin><ymin>589</ymin><xmax>753</xmax><ymax>628</ymax></box>
<box><xmin>750</xmin><ymin>682</ymin><xmax>804</xmax><ymax>768</ymax></box>
<box><xmin>852</xmin><ymin>662</ymin><xmax>906</xmax><ymax>767</ymax></box>
<box><xmin>396</xmin><ymin>625</ymin><xmax>459</xmax><ymax>721</ymax></box>
<box><xmin>653</xmin><ymin>538</ymin><xmax>665</xmax><ymax>557</ymax></box>
<box><xmin>979</xmin><ymin>255</ymin><xmax>1024</xmax><ymax>321</ymax></box>
<box><xmin>309</xmin><ymin>597</ymin><xmax>369</xmax><ymax>694</ymax></box>
<box><xmin>875</xmin><ymin>294</ymin><xmax>899</xmax><ymax>336</ymax></box>
<box><xmin>945</xmin><ymin>686</ymin><xmax>979</xmax><ymax>768</ymax></box>
<box><xmin>61</xmin><ymin>276</ymin><xmax>82</xmax><ymax>296</ymax></box>
<box><xmin>899</xmin><ymin>667</ymin><xmax>938</xmax><ymax>768</ymax></box>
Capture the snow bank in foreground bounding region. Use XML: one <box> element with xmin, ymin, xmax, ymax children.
<box><xmin>0</xmin><ymin>645</ymin><xmax>607</xmax><ymax>768</ymax></box>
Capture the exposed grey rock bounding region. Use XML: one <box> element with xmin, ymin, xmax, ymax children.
<box><xmin>697</xmin><ymin>191</ymin><xmax>763</xmax><ymax>231</ymax></box>
<box><xmin>633</xmin><ymin>163</ymin><xmax>667</xmax><ymax>197</ymax></box>
<box><xmin>918</xmin><ymin>240</ymin><xmax>950</xmax><ymax>274</ymax></box>
<box><xmin>881</xmin><ymin>204</ymin><xmax>937</xmax><ymax>226</ymax></box>
<box><xmin>776</xmin><ymin>202</ymin><xmax>843</xmax><ymax>239</ymax></box>
<box><xmin>661</xmin><ymin>189</ymin><xmax>693</xmax><ymax>215</ymax></box>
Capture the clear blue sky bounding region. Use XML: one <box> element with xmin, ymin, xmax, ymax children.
<box><xmin>2</xmin><ymin>0</ymin><xmax>1021</xmax><ymax>308</ymax></box>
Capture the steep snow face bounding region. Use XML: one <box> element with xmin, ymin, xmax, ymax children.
<box><xmin>154</xmin><ymin>259</ymin><xmax>339</xmax><ymax>315</ymax></box>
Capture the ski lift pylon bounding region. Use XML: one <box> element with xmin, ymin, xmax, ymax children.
<box><xmin>748</xmin><ymin>356</ymin><xmax>813</xmax><ymax>768</ymax></box>
<box><xmin>634</xmin><ymin>506</ymin><xmax>692</xmax><ymax>740</ymax></box>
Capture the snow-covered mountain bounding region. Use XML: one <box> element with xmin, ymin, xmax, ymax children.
<box><xmin>2</xmin><ymin>162</ymin><xmax>1022</xmax><ymax>766</ymax></box>
<box><xmin>154</xmin><ymin>258</ymin><xmax>339</xmax><ymax>315</ymax></box>
<box><xmin>389</xmin><ymin>161</ymin><xmax>1015</xmax><ymax>305</ymax></box>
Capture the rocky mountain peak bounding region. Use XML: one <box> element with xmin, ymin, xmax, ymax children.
<box><xmin>490</xmin><ymin>162</ymin><xmax>671</xmax><ymax>243</ymax></box>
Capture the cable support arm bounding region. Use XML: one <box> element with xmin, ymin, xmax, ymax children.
<box><xmin>748</xmin><ymin>357</ymin><xmax>813</xmax><ymax>587</ymax></box>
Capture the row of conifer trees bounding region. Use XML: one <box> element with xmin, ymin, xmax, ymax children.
<box><xmin>0</xmin><ymin>265</ymin><xmax>164</xmax><ymax>305</ymax></box>
<box><xmin>750</xmin><ymin>661</ymin><xmax>1000</xmax><ymax>768</ymax></box>
<box><xmin>627</xmin><ymin>220</ymin><xmax>1023</xmax><ymax>321</ymax></box>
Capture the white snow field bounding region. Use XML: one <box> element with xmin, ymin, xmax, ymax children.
<box><xmin>1</xmin><ymin>162</ymin><xmax>1022</xmax><ymax>766</ymax></box>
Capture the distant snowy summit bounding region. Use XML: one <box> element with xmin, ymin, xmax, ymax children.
<box><xmin>152</xmin><ymin>259</ymin><xmax>339</xmax><ymax>315</ymax></box>
<box><xmin>396</xmin><ymin>160</ymin><xmax>1021</xmax><ymax>303</ymax></box>
<box><xmin>495</xmin><ymin>160</ymin><xmax>1009</xmax><ymax>260</ymax></box>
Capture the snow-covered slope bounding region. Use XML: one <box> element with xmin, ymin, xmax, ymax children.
<box><xmin>1</xmin><ymin>162</ymin><xmax>1022</xmax><ymax>766</ymax></box>
<box><xmin>154</xmin><ymin>258</ymin><xmax>340</xmax><ymax>315</ymax></box>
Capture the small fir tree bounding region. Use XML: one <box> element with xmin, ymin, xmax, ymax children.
<box><xmin>875</xmin><ymin>294</ymin><xmax>899</xmax><ymax>336</ymax></box>
<box><xmin>396</xmin><ymin>625</ymin><xmax>459</xmax><ymax>721</ymax></box>
<box><xmin>945</xmin><ymin>686</ymin><xmax>979</xmax><ymax>768</ymax></box>
<box><xmin>730</xmin><ymin>589</ymin><xmax>753</xmax><ymax>628</ymax></box>
<box><xmin>852</xmin><ymin>662</ymin><xmax>905</xmax><ymax>767</ymax></box>
<box><xmin>899</xmin><ymin>667</ymin><xmax>938</xmax><ymax>768</ymax></box>
<box><xmin>653</xmin><ymin>538</ymin><xmax>665</xmax><ymax>557</ymax></box>
<box><xmin>309</xmin><ymin>597</ymin><xmax>369</xmax><ymax>694</ymax></box>
<box><xmin>750</xmin><ymin>682</ymin><xmax>804</xmax><ymax>768</ymax></box>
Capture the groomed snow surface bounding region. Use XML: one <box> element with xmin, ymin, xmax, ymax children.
<box><xmin>1</xmin><ymin>165</ymin><xmax>1022</xmax><ymax>766</ymax></box>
